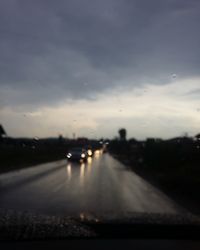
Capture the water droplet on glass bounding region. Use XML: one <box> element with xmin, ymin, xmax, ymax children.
<box><xmin>171</xmin><ymin>73</ymin><xmax>177</xmax><ymax>79</ymax></box>
<box><xmin>80</xmin><ymin>213</ymin><xmax>85</xmax><ymax>220</ymax></box>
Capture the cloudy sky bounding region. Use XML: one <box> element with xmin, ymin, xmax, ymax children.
<box><xmin>0</xmin><ymin>0</ymin><xmax>200</xmax><ymax>139</ymax></box>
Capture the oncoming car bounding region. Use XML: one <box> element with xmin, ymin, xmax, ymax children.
<box><xmin>66</xmin><ymin>147</ymin><xmax>88</xmax><ymax>161</ymax></box>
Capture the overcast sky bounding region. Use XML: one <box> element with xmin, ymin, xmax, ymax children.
<box><xmin>0</xmin><ymin>0</ymin><xmax>200</xmax><ymax>139</ymax></box>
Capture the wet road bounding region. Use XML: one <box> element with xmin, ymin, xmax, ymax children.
<box><xmin>0</xmin><ymin>152</ymin><xmax>180</xmax><ymax>217</ymax></box>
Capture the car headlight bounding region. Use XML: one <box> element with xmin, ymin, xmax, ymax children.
<box><xmin>81</xmin><ymin>153</ymin><xmax>86</xmax><ymax>158</ymax></box>
<box><xmin>87</xmin><ymin>149</ymin><xmax>92</xmax><ymax>156</ymax></box>
<box><xmin>67</xmin><ymin>153</ymin><xmax>72</xmax><ymax>158</ymax></box>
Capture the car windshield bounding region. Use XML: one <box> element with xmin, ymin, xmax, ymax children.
<box><xmin>0</xmin><ymin>0</ymin><xmax>200</xmax><ymax>240</ymax></box>
<box><xmin>70</xmin><ymin>148</ymin><xmax>84</xmax><ymax>152</ymax></box>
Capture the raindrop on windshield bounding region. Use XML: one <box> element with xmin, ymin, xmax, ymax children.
<box><xmin>171</xmin><ymin>73</ymin><xmax>177</xmax><ymax>80</ymax></box>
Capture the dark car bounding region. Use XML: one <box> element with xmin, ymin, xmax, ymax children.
<box><xmin>67</xmin><ymin>147</ymin><xmax>88</xmax><ymax>161</ymax></box>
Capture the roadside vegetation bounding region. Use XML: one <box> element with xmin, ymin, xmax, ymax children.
<box><xmin>108</xmin><ymin>135</ymin><xmax>200</xmax><ymax>215</ymax></box>
<box><xmin>0</xmin><ymin>137</ymin><xmax>100</xmax><ymax>174</ymax></box>
<box><xmin>0</xmin><ymin>140</ymin><xmax>68</xmax><ymax>174</ymax></box>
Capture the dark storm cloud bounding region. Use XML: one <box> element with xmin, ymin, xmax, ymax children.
<box><xmin>0</xmin><ymin>0</ymin><xmax>200</xmax><ymax>107</ymax></box>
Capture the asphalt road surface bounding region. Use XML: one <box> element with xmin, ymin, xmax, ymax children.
<box><xmin>0</xmin><ymin>151</ymin><xmax>181</xmax><ymax>218</ymax></box>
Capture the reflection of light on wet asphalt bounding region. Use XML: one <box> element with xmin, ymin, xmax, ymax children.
<box><xmin>94</xmin><ymin>150</ymin><xmax>101</xmax><ymax>159</ymax></box>
<box><xmin>66</xmin><ymin>164</ymin><xmax>72</xmax><ymax>180</ymax></box>
<box><xmin>66</xmin><ymin>152</ymin><xmax>102</xmax><ymax>186</ymax></box>
<box><xmin>87</xmin><ymin>156</ymin><xmax>92</xmax><ymax>165</ymax></box>
<box><xmin>86</xmin><ymin>157</ymin><xmax>92</xmax><ymax>175</ymax></box>
<box><xmin>80</xmin><ymin>162</ymin><xmax>85</xmax><ymax>185</ymax></box>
